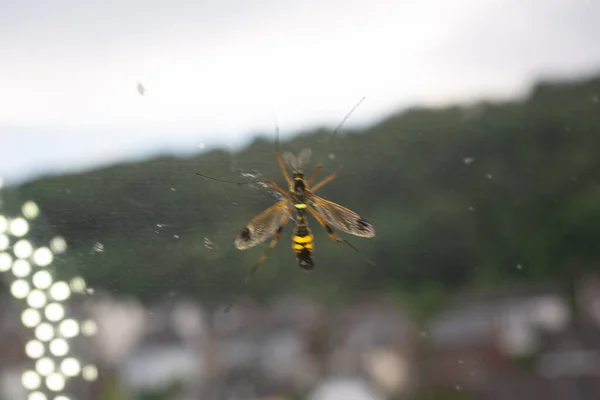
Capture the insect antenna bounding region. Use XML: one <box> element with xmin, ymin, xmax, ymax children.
<box><xmin>332</xmin><ymin>96</ymin><xmax>366</xmax><ymax>141</ymax></box>
<box><xmin>315</xmin><ymin>96</ymin><xmax>366</xmax><ymax>170</ymax></box>
<box><xmin>341</xmin><ymin>238</ymin><xmax>375</xmax><ymax>266</ymax></box>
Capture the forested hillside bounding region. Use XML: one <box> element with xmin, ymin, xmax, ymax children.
<box><xmin>4</xmin><ymin>73</ymin><xmax>600</xmax><ymax>312</ymax></box>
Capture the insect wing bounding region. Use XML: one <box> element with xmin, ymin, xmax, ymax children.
<box><xmin>311</xmin><ymin>196</ymin><xmax>375</xmax><ymax>238</ymax></box>
<box><xmin>294</xmin><ymin>148</ymin><xmax>312</xmax><ymax>171</ymax></box>
<box><xmin>283</xmin><ymin>149</ymin><xmax>312</xmax><ymax>171</ymax></box>
<box><xmin>234</xmin><ymin>199</ymin><xmax>291</xmax><ymax>250</ymax></box>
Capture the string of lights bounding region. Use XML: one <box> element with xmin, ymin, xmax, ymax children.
<box><xmin>0</xmin><ymin>177</ymin><xmax>100</xmax><ymax>400</ymax></box>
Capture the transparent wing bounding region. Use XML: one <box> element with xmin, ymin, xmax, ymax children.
<box><xmin>283</xmin><ymin>149</ymin><xmax>312</xmax><ymax>171</ymax></box>
<box><xmin>283</xmin><ymin>152</ymin><xmax>297</xmax><ymax>170</ymax></box>
<box><xmin>294</xmin><ymin>148</ymin><xmax>312</xmax><ymax>171</ymax></box>
<box><xmin>311</xmin><ymin>195</ymin><xmax>375</xmax><ymax>238</ymax></box>
<box><xmin>234</xmin><ymin>199</ymin><xmax>292</xmax><ymax>250</ymax></box>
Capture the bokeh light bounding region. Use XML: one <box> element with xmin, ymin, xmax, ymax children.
<box><xmin>35</xmin><ymin>322</ymin><xmax>55</xmax><ymax>342</ymax></box>
<box><xmin>59</xmin><ymin>319</ymin><xmax>79</xmax><ymax>338</ymax></box>
<box><xmin>14</xmin><ymin>239</ymin><xmax>34</xmax><ymax>258</ymax></box>
<box><xmin>10</xmin><ymin>217</ymin><xmax>30</xmax><ymax>237</ymax></box>
<box><xmin>0</xmin><ymin>234</ymin><xmax>9</xmax><ymax>251</ymax></box>
<box><xmin>21</xmin><ymin>370</ymin><xmax>41</xmax><ymax>390</ymax></box>
<box><xmin>0</xmin><ymin>252</ymin><xmax>12</xmax><ymax>271</ymax></box>
<box><xmin>27</xmin><ymin>289</ymin><xmax>48</xmax><ymax>309</ymax></box>
<box><xmin>82</xmin><ymin>365</ymin><xmax>98</xmax><ymax>382</ymax></box>
<box><xmin>45</xmin><ymin>303</ymin><xmax>65</xmax><ymax>322</ymax></box>
<box><xmin>28</xmin><ymin>391</ymin><xmax>47</xmax><ymax>400</ymax></box>
<box><xmin>25</xmin><ymin>340</ymin><xmax>45</xmax><ymax>359</ymax></box>
<box><xmin>49</xmin><ymin>236</ymin><xmax>67</xmax><ymax>253</ymax></box>
<box><xmin>32</xmin><ymin>247</ymin><xmax>53</xmax><ymax>267</ymax></box>
<box><xmin>1</xmin><ymin>201</ymin><xmax>97</xmax><ymax>399</ymax></box>
<box><xmin>60</xmin><ymin>358</ymin><xmax>81</xmax><ymax>377</ymax></box>
<box><xmin>12</xmin><ymin>259</ymin><xmax>32</xmax><ymax>277</ymax></box>
<box><xmin>81</xmin><ymin>320</ymin><xmax>98</xmax><ymax>336</ymax></box>
<box><xmin>11</xmin><ymin>279</ymin><xmax>31</xmax><ymax>299</ymax></box>
<box><xmin>49</xmin><ymin>282</ymin><xmax>71</xmax><ymax>301</ymax></box>
<box><xmin>69</xmin><ymin>276</ymin><xmax>86</xmax><ymax>293</ymax></box>
<box><xmin>22</xmin><ymin>308</ymin><xmax>42</xmax><ymax>328</ymax></box>
<box><xmin>49</xmin><ymin>338</ymin><xmax>69</xmax><ymax>357</ymax></box>
<box><xmin>22</xmin><ymin>201</ymin><xmax>41</xmax><ymax>219</ymax></box>
<box><xmin>35</xmin><ymin>357</ymin><xmax>56</xmax><ymax>376</ymax></box>
<box><xmin>46</xmin><ymin>373</ymin><xmax>66</xmax><ymax>392</ymax></box>
<box><xmin>33</xmin><ymin>270</ymin><xmax>53</xmax><ymax>289</ymax></box>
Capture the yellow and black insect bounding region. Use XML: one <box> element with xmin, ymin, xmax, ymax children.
<box><xmin>197</xmin><ymin>99</ymin><xmax>375</xmax><ymax>284</ymax></box>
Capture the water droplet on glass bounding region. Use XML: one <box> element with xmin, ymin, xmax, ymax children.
<box><xmin>240</xmin><ymin>172</ymin><xmax>257</xmax><ymax>179</ymax></box>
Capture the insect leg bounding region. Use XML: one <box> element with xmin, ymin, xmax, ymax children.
<box><xmin>307</xmin><ymin>205</ymin><xmax>375</xmax><ymax>266</ymax></box>
<box><xmin>244</xmin><ymin>207</ymin><xmax>293</xmax><ymax>284</ymax></box>
<box><xmin>309</xmin><ymin>171</ymin><xmax>338</xmax><ymax>193</ymax></box>
<box><xmin>306</xmin><ymin>164</ymin><xmax>323</xmax><ymax>186</ymax></box>
<box><xmin>275</xmin><ymin>153</ymin><xmax>293</xmax><ymax>187</ymax></box>
<box><xmin>273</xmin><ymin>120</ymin><xmax>293</xmax><ymax>187</ymax></box>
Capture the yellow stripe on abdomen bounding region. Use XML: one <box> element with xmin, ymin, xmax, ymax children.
<box><xmin>292</xmin><ymin>234</ymin><xmax>314</xmax><ymax>253</ymax></box>
<box><xmin>293</xmin><ymin>234</ymin><xmax>313</xmax><ymax>244</ymax></box>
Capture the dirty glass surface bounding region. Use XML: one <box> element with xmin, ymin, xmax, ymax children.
<box><xmin>2</xmin><ymin>1</ymin><xmax>600</xmax><ymax>400</ymax></box>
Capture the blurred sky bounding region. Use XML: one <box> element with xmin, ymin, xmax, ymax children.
<box><xmin>1</xmin><ymin>0</ymin><xmax>600</xmax><ymax>185</ymax></box>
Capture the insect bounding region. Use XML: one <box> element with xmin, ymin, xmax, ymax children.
<box><xmin>197</xmin><ymin>98</ymin><xmax>375</xmax><ymax>284</ymax></box>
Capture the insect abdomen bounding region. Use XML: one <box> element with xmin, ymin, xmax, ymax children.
<box><xmin>292</xmin><ymin>233</ymin><xmax>314</xmax><ymax>270</ymax></box>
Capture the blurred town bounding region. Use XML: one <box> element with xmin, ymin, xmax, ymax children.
<box><xmin>2</xmin><ymin>278</ymin><xmax>600</xmax><ymax>400</ymax></box>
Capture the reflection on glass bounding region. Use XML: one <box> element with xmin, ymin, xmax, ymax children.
<box><xmin>9</xmin><ymin>217</ymin><xmax>29</xmax><ymax>237</ymax></box>
<box><xmin>49</xmin><ymin>282</ymin><xmax>71</xmax><ymax>301</ymax></box>
<box><xmin>13</xmin><ymin>239</ymin><xmax>33</xmax><ymax>258</ymax></box>
<box><xmin>11</xmin><ymin>279</ymin><xmax>31</xmax><ymax>299</ymax></box>
<box><xmin>25</xmin><ymin>340</ymin><xmax>45</xmax><ymax>359</ymax></box>
<box><xmin>21</xmin><ymin>201</ymin><xmax>40</xmax><ymax>219</ymax></box>
<box><xmin>12</xmin><ymin>259</ymin><xmax>31</xmax><ymax>277</ymax></box>
<box><xmin>22</xmin><ymin>308</ymin><xmax>42</xmax><ymax>328</ymax></box>
<box><xmin>35</xmin><ymin>357</ymin><xmax>55</xmax><ymax>376</ymax></box>
<box><xmin>21</xmin><ymin>370</ymin><xmax>41</xmax><ymax>390</ymax></box>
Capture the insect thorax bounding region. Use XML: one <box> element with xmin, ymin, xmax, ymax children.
<box><xmin>292</xmin><ymin>173</ymin><xmax>306</xmax><ymax>196</ymax></box>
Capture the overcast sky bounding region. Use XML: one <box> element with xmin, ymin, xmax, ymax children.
<box><xmin>1</xmin><ymin>0</ymin><xmax>600</xmax><ymax>185</ymax></box>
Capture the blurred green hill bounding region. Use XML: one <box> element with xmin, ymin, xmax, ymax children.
<box><xmin>4</xmin><ymin>73</ymin><xmax>600</xmax><ymax>311</ymax></box>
